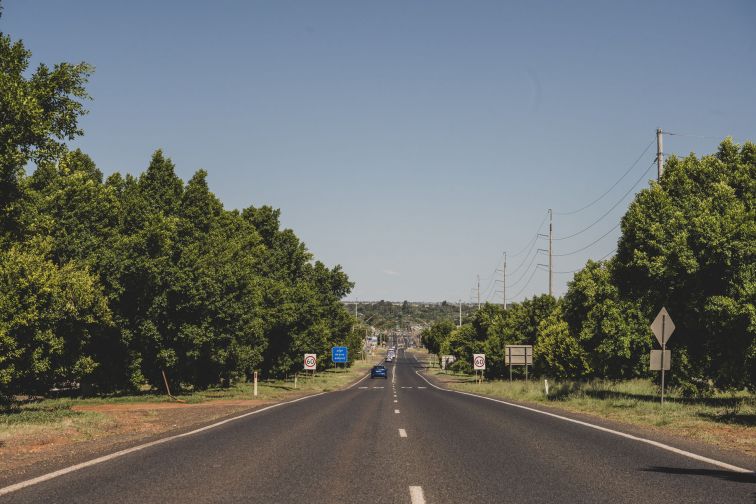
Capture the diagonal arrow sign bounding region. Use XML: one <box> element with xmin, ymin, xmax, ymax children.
<box><xmin>650</xmin><ymin>307</ymin><xmax>675</xmax><ymax>346</ymax></box>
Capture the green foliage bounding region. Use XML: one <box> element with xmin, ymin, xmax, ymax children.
<box><xmin>0</xmin><ymin>31</ymin><xmax>92</xmax><ymax>244</ymax></box>
<box><xmin>534</xmin><ymin>306</ymin><xmax>591</xmax><ymax>379</ymax></box>
<box><xmin>348</xmin><ymin>300</ymin><xmax>473</xmax><ymax>330</ymax></box>
<box><xmin>614</xmin><ymin>139</ymin><xmax>755</xmax><ymax>391</ymax></box>
<box><xmin>420</xmin><ymin>140</ymin><xmax>753</xmax><ymax>394</ymax></box>
<box><xmin>0</xmin><ymin>25</ymin><xmax>354</xmax><ymax>397</ymax></box>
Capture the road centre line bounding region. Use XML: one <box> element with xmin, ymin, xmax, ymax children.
<box><xmin>0</xmin><ymin>391</ymin><xmax>328</xmax><ymax>497</ymax></box>
<box><xmin>414</xmin><ymin>370</ymin><xmax>753</xmax><ymax>474</ymax></box>
<box><xmin>394</xmin><ymin>400</ymin><xmax>398</xmax><ymax>403</ymax></box>
<box><xmin>409</xmin><ymin>486</ymin><xmax>426</xmax><ymax>504</ymax></box>
<box><xmin>399</xmin><ymin>428</ymin><xmax>408</xmax><ymax>438</ymax></box>
<box><xmin>395</xmin><ymin>409</ymin><xmax>400</xmax><ymax>414</ymax></box>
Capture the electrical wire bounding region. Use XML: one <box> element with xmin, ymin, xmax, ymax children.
<box><xmin>553</xmin><ymin>161</ymin><xmax>655</xmax><ymax>241</ymax></box>
<box><xmin>508</xmin><ymin>211</ymin><xmax>549</xmax><ymax>258</ymax></box>
<box><xmin>553</xmin><ymin>221</ymin><xmax>622</xmax><ymax>257</ymax></box>
<box><xmin>507</xmin><ymin>251</ymin><xmax>544</xmax><ymax>289</ymax></box>
<box><xmin>599</xmin><ymin>248</ymin><xmax>616</xmax><ymax>261</ymax></box>
<box><xmin>510</xmin><ymin>266</ymin><xmax>543</xmax><ymax>301</ymax></box>
<box><xmin>554</xmin><ymin>139</ymin><xmax>655</xmax><ymax>216</ymax></box>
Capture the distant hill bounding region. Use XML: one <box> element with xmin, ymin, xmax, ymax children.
<box><xmin>343</xmin><ymin>300</ymin><xmax>479</xmax><ymax>330</ymax></box>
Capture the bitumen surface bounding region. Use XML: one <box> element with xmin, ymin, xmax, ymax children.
<box><xmin>2</xmin><ymin>350</ymin><xmax>754</xmax><ymax>503</ymax></box>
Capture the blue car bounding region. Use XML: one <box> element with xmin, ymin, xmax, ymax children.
<box><xmin>370</xmin><ymin>365</ymin><xmax>388</xmax><ymax>379</ymax></box>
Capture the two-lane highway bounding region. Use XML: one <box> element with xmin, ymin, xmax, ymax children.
<box><xmin>2</xmin><ymin>350</ymin><xmax>754</xmax><ymax>503</ymax></box>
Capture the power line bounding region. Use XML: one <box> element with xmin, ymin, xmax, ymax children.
<box><xmin>553</xmin><ymin>221</ymin><xmax>622</xmax><ymax>257</ymax></box>
<box><xmin>664</xmin><ymin>131</ymin><xmax>738</xmax><ymax>141</ymax></box>
<box><xmin>508</xmin><ymin>211</ymin><xmax>549</xmax><ymax>258</ymax></box>
<box><xmin>507</xmin><ymin>250</ymin><xmax>544</xmax><ymax>288</ymax></box>
<box><xmin>554</xmin><ymin>139</ymin><xmax>655</xmax><ymax>216</ymax></box>
<box><xmin>553</xmin><ymin>161</ymin><xmax>655</xmax><ymax>241</ymax></box>
<box><xmin>510</xmin><ymin>266</ymin><xmax>542</xmax><ymax>301</ymax></box>
<box><xmin>539</xmin><ymin>266</ymin><xmax>580</xmax><ymax>275</ymax></box>
<box><xmin>506</xmin><ymin>243</ymin><xmax>541</xmax><ymax>278</ymax></box>
<box><xmin>600</xmin><ymin>248</ymin><xmax>617</xmax><ymax>261</ymax></box>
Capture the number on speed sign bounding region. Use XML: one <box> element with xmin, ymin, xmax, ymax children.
<box><xmin>473</xmin><ymin>354</ymin><xmax>485</xmax><ymax>370</ymax></box>
<box><xmin>304</xmin><ymin>353</ymin><xmax>317</xmax><ymax>370</ymax></box>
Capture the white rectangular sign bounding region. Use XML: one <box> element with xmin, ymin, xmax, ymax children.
<box><xmin>473</xmin><ymin>354</ymin><xmax>486</xmax><ymax>370</ymax></box>
<box><xmin>441</xmin><ymin>355</ymin><xmax>455</xmax><ymax>370</ymax></box>
<box><xmin>650</xmin><ymin>350</ymin><xmax>671</xmax><ymax>371</ymax></box>
<box><xmin>505</xmin><ymin>345</ymin><xmax>533</xmax><ymax>365</ymax></box>
<box><xmin>304</xmin><ymin>353</ymin><xmax>317</xmax><ymax>370</ymax></box>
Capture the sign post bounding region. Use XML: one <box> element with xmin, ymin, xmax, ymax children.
<box><xmin>505</xmin><ymin>345</ymin><xmax>533</xmax><ymax>381</ymax></box>
<box><xmin>473</xmin><ymin>354</ymin><xmax>485</xmax><ymax>383</ymax></box>
<box><xmin>304</xmin><ymin>353</ymin><xmax>317</xmax><ymax>379</ymax></box>
<box><xmin>331</xmin><ymin>346</ymin><xmax>348</xmax><ymax>372</ymax></box>
<box><xmin>650</xmin><ymin>307</ymin><xmax>675</xmax><ymax>406</ymax></box>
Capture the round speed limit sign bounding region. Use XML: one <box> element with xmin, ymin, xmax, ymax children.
<box><xmin>473</xmin><ymin>354</ymin><xmax>486</xmax><ymax>370</ymax></box>
<box><xmin>304</xmin><ymin>353</ymin><xmax>317</xmax><ymax>370</ymax></box>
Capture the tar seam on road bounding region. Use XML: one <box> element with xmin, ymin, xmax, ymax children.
<box><xmin>0</xmin><ymin>391</ymin><xmax>329</xmax><ymax>497</ymax></box>
<box><xmin>414</xmin><ymin>370</ymin><xmax>754</xmax><ymax>475</ymax></box>
<box><xmin>409</xmin><ymin>486</ymin><xmax>426</xmax><ymax>504</ymax></box>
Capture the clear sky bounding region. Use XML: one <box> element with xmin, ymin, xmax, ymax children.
<box><xmin>3</xmin><ymin>1</ymin><xmax>755</xmax><ymax>302</ymax></box>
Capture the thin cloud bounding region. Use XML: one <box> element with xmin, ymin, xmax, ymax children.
<box><xmin>382</xmin><ymin>269</ymin><xmax>400</xmax><ymax>277</ymax></box>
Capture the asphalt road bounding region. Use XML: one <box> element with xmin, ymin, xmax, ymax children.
<box><xmin>2</xmin><ymin>350</ymin><xmax>754</xmax><ymax>503</ymax></box>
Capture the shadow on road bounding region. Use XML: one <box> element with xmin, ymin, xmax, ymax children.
<box><xmin>641</xmin><ymin>466</ymin><xmax>756</xmax><ymax>484</ymax></box>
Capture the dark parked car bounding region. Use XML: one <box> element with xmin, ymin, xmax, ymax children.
<box><xmin>370</xmin><ymin>365</ymin><xmax>388</xmax><ymax>379</ymax></box>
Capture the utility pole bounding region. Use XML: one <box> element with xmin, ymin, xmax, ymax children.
<box><xmin>495</xmin><ymin>252</ymin><xmax>506</xmax><ymax>310</ymax></box>
<box><xmin>548</xmin><ymin>208</ymin><xmax>553</xmax><ymax>297</ymax></box>
<box><xmin>477</xmin><ymin>274</ymin><xmax>481</xmax><ymax>309</ymax></box>
<box><xmin>501</xmin><ymin>252</ymin><xmax>506</xmax><ymax>309</ymax></box>
<box><xmin>657</xmin><ymin>128</ymin><xmax>664</xmax><ymax>180</ymax></box>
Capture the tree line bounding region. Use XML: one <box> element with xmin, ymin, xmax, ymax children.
<box><xmin>423</xmin><ymin>139</ymin><xmax>755</xmax><ymax>396</ymax></box>
<box><xmin>0</xmin><ymin>25</ymin><xmax>362</xmax><ymax>400</ymax></box>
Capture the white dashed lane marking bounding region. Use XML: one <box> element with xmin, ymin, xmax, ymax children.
<box><xmin>398</xmin><ymin>428</ymin><xmax>407</xmax><ymax>438</ymax></box>
<box><xmin>409</xmin><ymin>486</ymin><xmax>425</xmax><ymax>504</ymax></box>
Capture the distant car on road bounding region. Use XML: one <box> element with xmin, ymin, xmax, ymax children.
<box><xmin>370</xmin><ymin>365</ymin><xmax>388</xmax><ymax>379</ymax></box>
<box><xmin>385</xmin><ymin>355</ymin><xmax>393</xmax><ymax>362</ymax></box>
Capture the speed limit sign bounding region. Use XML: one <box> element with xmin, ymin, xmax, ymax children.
<box><xmin>473</xmin><ymin>354</ymin><xmax>486</xmax><ymax>370</ymax></box>
<box><xmin>304</xmin><ymin>353</ymin><xmax>317</xmax><ymax>370</ymax></box>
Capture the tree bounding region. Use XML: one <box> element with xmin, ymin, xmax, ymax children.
<box><xmin>534</xmin><ymin>306</ymin><xmax>591</xmax><ymax>379</ymax></box>
<box><xmin>421</xmin><ymin>320</ymin><xmax>455</xmax><ymax>363</ymax></box>
<box><xmin>0</xmin><ymin>240</ymin><xmax>111</xmax><ymax>397</ymax></box>
<box><xmin>562</xmin><ymin>260</ymin><xmax>651</xmax><ymax>379</ymax></box>
<box><xmin>0</xmin><ymin>30</ymin><xmax>91</xmax><ymax>243</ymax></box>
<box><xmin>614</xmin><ymin>139</ymin><xmax>755</xmax><ymax>391</ymax></box>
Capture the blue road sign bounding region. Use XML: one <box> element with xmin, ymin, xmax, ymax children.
<box><xmin>332</xmin><ymin>346</ymin><xmax>348</xmax><ymax>363</ymax></box>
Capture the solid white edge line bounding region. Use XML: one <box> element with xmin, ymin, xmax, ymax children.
<box><xmin>399</xmin><ymin>428</ymin><xmax>408</xmax><ymax>438</ymax></box>
<box><xmin>344</xmin><ymin>371</ymin><xmax>371</xmax><ymax>389</ymax></box>
<box><xmin>0</xmin><ymin>391</ymin><xmax>330</xmax><ymax>497</ymax></box>
<box><xmin>409</xmin><ymin>485</ymin><xmax>425</xmax><ymax>504</ymax></box>
<box><xmin>414</xmin><ymin>370</ymin><xmax>754</xmax><ymax>474</ymax></box>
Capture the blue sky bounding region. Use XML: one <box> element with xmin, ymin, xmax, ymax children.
<box><xmin>3</xmin><ymin>1</ymin><xmax>755</xmax><ymax>302</ymax></box>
